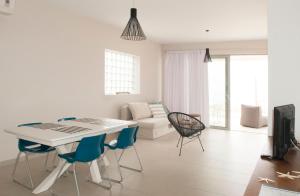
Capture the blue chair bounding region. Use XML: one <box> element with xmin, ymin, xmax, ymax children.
<box><xmin>12</xmin><ymin>122</ymin><xmax>56</xmax><ymax>189</ymax></box>
<box><xmin>56</xmin><ymin>117</ymin><xmax>106</xmax><ymax>170</ymax></box>
<box><xmin>52</xmin><ymin>134</ymin><xmax>111</xmax><ymax>196</ymax></box>
<box><xmin>168</xmin><ymin>112</ymin><xmax>205</xmax><ymax>156</ymax></box>
<box><xmin>104</xmin><ymin>127</ymin><xmax>143</xmax><ymax>182</ymax></box>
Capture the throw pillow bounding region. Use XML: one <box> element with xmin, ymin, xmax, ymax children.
<box><xmin>128</xmin><ymin>102</ymin><xmax>152</xmax><ymax>120</ymax></box>
<box><xmin>148</xmin><ymin>103</ymin><xmax>167</xmax><ymax>118</ymax></box>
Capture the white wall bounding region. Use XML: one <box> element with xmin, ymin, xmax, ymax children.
<box><xmin>163</xmin><ymin>40</ymin><xmax>268</xmax><ymax>55</ymax></box>
<box><xmin>0</xmin><ymin>0</ymin><xmax>162</xmax><ymax>162</ymax></box>
<box><xmin>268</xmin><ymin>0</ymin><xmax>300</xmax><ymax>139</ymax></box>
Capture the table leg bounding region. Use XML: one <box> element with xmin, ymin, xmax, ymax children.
<box><xmin>32</xmin><ymin>145</ymin><xmax>71</xmax><ymax>194</ymax></box>
<box><xmin>102</xmin><ymin>155</ymin><xmax>110</xmax><ymax>166</ymax></box>
<box><xmin>89</xmin><ymin>160</ymin><xmax>102</xmax><ymax>184</ymax></box>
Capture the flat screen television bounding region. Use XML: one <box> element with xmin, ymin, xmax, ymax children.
<box><xmin>272</xmin><ymin>104</ymin><xmax>297</xmax><ymax>159</ymax></box>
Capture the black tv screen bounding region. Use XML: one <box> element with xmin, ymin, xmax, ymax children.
<box><xmin>273</xmin><ymin>104</ymin><xmax>295</xmax><ymax>159</ymax></box>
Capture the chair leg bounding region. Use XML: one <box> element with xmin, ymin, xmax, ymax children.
<box><xmin>52</xmin><ymin>152</ymin><xmax>58</xmax><ymax>168</ymax></box>
<box><xmin>87</xmin><ymin>160</ymin><xmax>112</xmax><ymax>190</ymax></box>
<box><xmin>44</xmin><ymin>152</ymin><xmax>50</xmax><ymax>171</ymax></box>
<box><xmin>12</xmin><ymin>152</ymin><xmax>37</xmax><ymax>190</ymax></box>
<box><xmin>133</xmin><ymin>145</ymin><xmax>143</xmax><ymax>172</ymax></box>
<box><xmin>24</xmin><ymin>152</ymin><xmax>34</xmax><ymax>189</ymax></box>
<box><xmin>118</xmin><ymin>149</ymin><xmax>125</xmax><ymax>162</ymax></box>
<box><xmin>179</xmin><ymin>137</ymin><xmax>184</xmax><ymax>156</ymax></box>
<box><xmin>103</xmin><ymin>165</ymin><xmax>112</xmax><ymax>189</ymax></box>
<box><xmin>95</xmin><ymin>150</ymin><xmax>123</xmax><ymax>184</ymax></box>
<box><xmin>12</xmin><ymin>152</ymin><xmax>21</xmax><ymax>181</ymax></box>
<box><xmin>73</xmin><ymin>164</ymin><xmax>80</xmax><ymax>196</ymax></box>
<box><xmin>11</xmin><ymin>152</ymin><xmax>34</xmax><ymax>189</ymax></box>
<box><xmin>118</xmin><ymin>146</ymin><xmax>143</xmax><ymax>172</ymax></box>
<box><xmin>197</xmin><ymin>135</ymin><xmax>205</xmax><ymax>152</ymax></box>
<box><xmin>176</xmin><ymin>136</ymin><xmax>181</xmax><ymax>147</ymax></box>
<box><xmin>114</xmin><ymin>150</ymin><xmax>123</xmax><ymax>183</ymax></box>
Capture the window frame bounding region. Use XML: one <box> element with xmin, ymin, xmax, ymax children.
<box><xmin>104</xmin><ymin>49</ymin><xmax>140</xmax><ymax>96</ymax></box>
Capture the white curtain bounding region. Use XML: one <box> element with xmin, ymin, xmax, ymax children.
<box><xmin>164</xmin><ymin>50</ymin><xmax>209</xmax><ymax>126</ymax></box>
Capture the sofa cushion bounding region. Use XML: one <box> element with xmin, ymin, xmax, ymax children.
<box><xmin>148</xmin><ymin>104</ymin><xmax>167</xmax><ymax>118</ymax></box>
<box><xmin>120</xmin><ymin>105</ymin><xmax>132</xmax><ymax>120</ymax></box>
<box><xmin>128</xmin><ymin>102</ymin><xmax>152</xmax><ymax>120</ymax></box>
<box><xmin>137</xmin><ymin>118</ymin><xmax>169</xmax><ymax>129</ymax></box>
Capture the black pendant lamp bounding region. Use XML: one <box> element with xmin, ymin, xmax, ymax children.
<box><xmin>121</xmin><ymin>8</ymin><xmax>146</xmax><ymax>41</ymax></box>
<box><xmin>204</xmin><ymin>48</ymin><xmax>212</xmax><ymax>62</ymax></box>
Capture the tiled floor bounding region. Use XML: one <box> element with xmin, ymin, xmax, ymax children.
<box><xmin>0</xmin><ymin>129</ymin><xmax>267</xmax><ymax>196</ymax></box>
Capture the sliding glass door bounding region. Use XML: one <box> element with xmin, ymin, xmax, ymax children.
<box><xmin>208</xmin><ymin>55</ymin><xmax>268</xmax><ymax>131</ymax></box>
<box><xmin>208</xmin><ymin>57</ymin><xmax>230</xmax><ymax>129</ymax></box>
<box><xmin>230</xmin><ymin>55</ymin><xmax>268</xmax><ymax>130</ymax></box>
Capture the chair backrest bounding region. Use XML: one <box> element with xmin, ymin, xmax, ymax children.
<box><xmin>99</xmin><ymin>133</ymin><xmax>106</xmax><ymax>153</ymax></box>
<box><xmin>18</xmin><ymin>122</ymin><xmax>42</xmax><ymax>151</ymax></box>
<box><xmin>75</xmin><ymin>134</ymin><xmax>106</xmax><ymax>163</ymax></box>
<box><xmin>116</xmin><ymin>127</ymin><xmax>139</xmax><ymax>149</ymax></box>
<box><xmin>168</xmin><ymin>112</ymin><xmax>205</xmax><ymax>137</ymax></box>
<box><xmin>57</xmin><ymin>117</ymin><xmax>76</xmax><ymax>122</ymax></box>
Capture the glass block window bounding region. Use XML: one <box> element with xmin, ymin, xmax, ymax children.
<box><xmin>105</xmin><ymin>49</ymin><xmax>140</xmax><ymax>95</ymax></box>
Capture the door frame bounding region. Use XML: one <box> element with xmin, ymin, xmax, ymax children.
<box><xmin>209</xmin><ymin>55</ymin><xmax>231</xmax><ymax>130</ymax></box>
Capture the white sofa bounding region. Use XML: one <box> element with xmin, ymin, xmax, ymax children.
<box><xmin>120</xmin><ymin>104</ymin><xmax>174</xmax><ymax>140</ymax></box>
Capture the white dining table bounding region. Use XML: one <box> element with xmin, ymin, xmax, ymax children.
<box><xmin>4</xmin><ymin>117</ymin><xmax>137</xmax><ymax>194</ymax></box>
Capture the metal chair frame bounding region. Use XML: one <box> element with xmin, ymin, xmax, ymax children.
<box><xmin>104</xmin><ymin>127</ymin><xmax>143</xmax><ymax>183</ymax></box>
<box><xmin>12</xmin><ymin>148</ymin><xmax>56</xmax><ymax>190</ymax></box>
<box><xmin>104</xmin><ymin>143</ymin><xmax>143</xmax><ymax>184</ymax></box>
<box><xmin>51</xmin><ymin>160</ymin><xmax>112</xmax><ymax>196</ymax></box>
<box><xmin>168</xmin><ymin>112</ymin><xmax>206</xmax><ymax>156</ymax></box>
<box><xmin>118</xmin><ymin>145</ymin><xmax>143</xmax><ymax>172</ymax></box>
<box><xmin>102</xmin><ymin>150</ymin><xmax>124</xmax><ymax>183</ymax></box>
<box><xmin>12</xmin><ymin>122</ymin><xmax>55</xmax><ymax>189</ymax></box>
<box><xmin>51</xmin><ymin>134</ymin><xmax>111</xmax><ymax>196</ymax></box>
<box><xmin>12</xmin><ymin>152</ymin><xmax>34</xmax><ymax>189</ymax></box>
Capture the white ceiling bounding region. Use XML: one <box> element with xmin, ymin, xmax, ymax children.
<box><xmin>49</xmin><ymin>0</ymin><xmax>267</xmax><ymax>44</ymax></box>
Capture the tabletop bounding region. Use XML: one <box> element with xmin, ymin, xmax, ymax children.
<box><xmin>4</xmin><ymin>118</ymin><xmax>137</xmax><ymax>147</ymax></box>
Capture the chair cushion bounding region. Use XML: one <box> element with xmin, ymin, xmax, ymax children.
<box><xmin>58</xmin><ymin>152</ymin><xmax>76</xmax><ymax>163</ymax></box>
<box><xmin>128</xmin><ymin>102</ymin><xmax>152</xmax><ymax>120</ymax></box>
<box><xmin>22</xmin><ymin>144</ymin><xmax>55</xmax><ymax>153</ymax></box>
<box><xmin>137</xmin><ymin>118</ymin><xmax>169</xmax><ymax>129</ymax></box>
<box><xmin>104</xmin><ymin>139</ymin><xmax>118</xmax><ymax>150</ymax></box>
<box><xmin>148</xmin><ymin>104</ymin><xmax>167</xmax><ymax>118</ymax></box>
